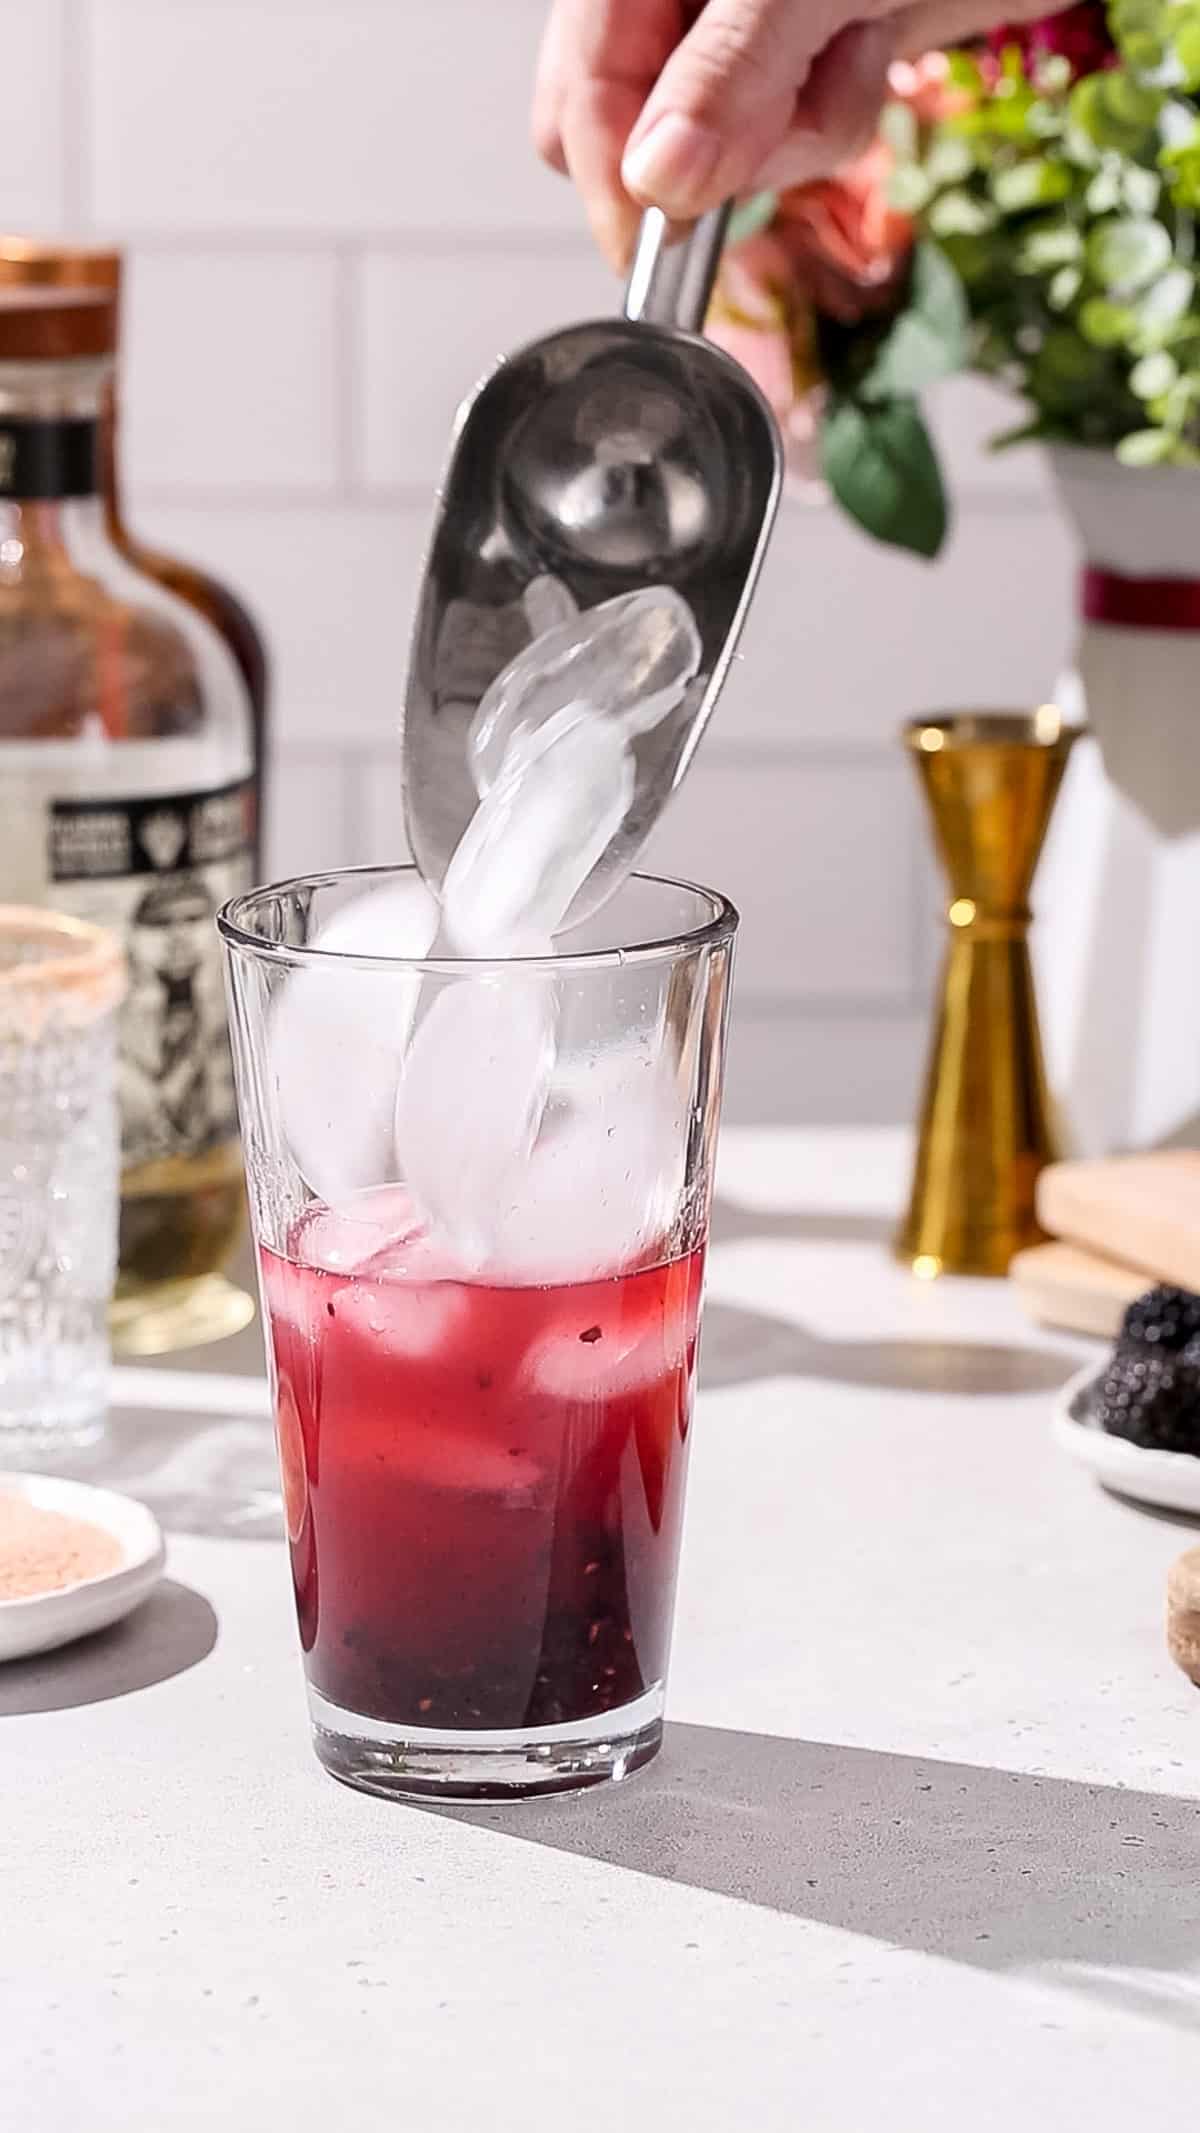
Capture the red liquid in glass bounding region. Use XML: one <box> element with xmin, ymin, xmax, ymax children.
<box><xmin>260</xmin><ymin>1190</ymin><xmax>703</xmax><ymax>1732</ymax></box>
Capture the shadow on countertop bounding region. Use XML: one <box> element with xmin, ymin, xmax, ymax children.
<box><xmin>700</xmin><ymin>1301</ymin><xmax>1077</xmax><ymax>1399</ymax></box>
<box><xmin>425</xmin><ymin>1719</ymin><xmax>1200</xmax><ymax>2028</ymax></box>
<box><xmin>706</xmin><ymin>1196</ymin><xmax>1079</xmax><ymax>1398</ymax></box>
<box><xmin>0</xmin><ymin>1578</ymin><xmax>217</xmax><ymax>1716</ymax></box>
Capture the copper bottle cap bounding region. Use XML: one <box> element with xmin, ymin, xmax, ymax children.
<box><xmin>0</xmin><ymin>287</ymin><xmax>117</xmax><ymax>362</ymax></box>
<box><xmin>0</xmin><ymin>236</ymin><xmax>122</xmax><ymax>295</ymax></box>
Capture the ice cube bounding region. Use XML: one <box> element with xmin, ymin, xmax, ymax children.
<box><xmin>486</xmin><ymin>1042</ymin><xmax>687</xmax><ymax>1286</ymax></box>
<box><xmin>441</xmin><ymin>704</ymin><xmax>634</xmax><ymax>956</ymax></box>
<box><xmin>394</xmin><ymin>970</ymin><xmax>557</xmax><ymax>1272</ymax></box>
<box><xmin>294</xmin><ymin>1185</ymin><xmax>425</xmax><ymax>1276</ymax></box>
<box><xmin>325</xmin><ymin>1259</ymin><xmax>471</xmax><ymax>1363</ymax></box>
<box><xmin>380</xmin><ymin>1417</ymin><xmax>545</xmax><ymax>1501</ymax></box>
<box><xmin>469</xmin><ymin>586</ymin><xmax>701</xmax><ymax>797</ymax></box>
<box><xmin>269</xmin><ymin>879</ymin><xmax>438</xmax><ymax>1205</ymax></box>
<box><xmin>524</xmin><ymin>1307</ymin><xmax>686</xmax><ymax>1404</ymax></box>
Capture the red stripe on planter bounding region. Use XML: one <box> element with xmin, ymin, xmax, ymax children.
<box><xmin>1082</xmin><ymin>566</ymin><xmax>1200</xmax><ymax>631</ymax></box>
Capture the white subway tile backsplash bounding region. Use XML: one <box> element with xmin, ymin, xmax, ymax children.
<box><xmin>123</xmin><ymin>252</ymin><xmax>340</xmax><ymax>492</ymax></box>
<box><xmin>721</xmin><ymin>498</ymin><xmax>1075</xmax><ymax>747</ymax></box>
<box><xmin>12</xmin><ymin>0</ymin><xmax>1077</xmax><ymax>1123</ymax></box>
<box><xmin>4</xmin><ymin>1</ymin><xmax>65</xmax><ymax>227</ymax></box>
<box><xmin>645</xmin><ymin>758</ymin><xmax>918</xmax><ymax>1006</ymax></box>
<box><xmin>131</xmin><ymin>501</ymin><xmax>429</xmax><ymax>739</ymax></box>
<box><xmin>725</xmin><ymin>1008</ymin><xmax>926</xmax><ymax>1125</ymax></box>
<box><xmin>356</xmin><ymin>247</ymin><xmax>617</xmax><ymax>490</ymax></box>
<box><xmin>356</xmin><ymin>753</ymin><xmax>413</xmax><ymax>866</ymax></box>
<box><xmin>265</xmin><ymin>751</ymin><xmax>357</xmax><ymax>879</ymax></box>
<box><xmin>88</xmin><ymin>0</ymin><xmax>581</xmax><ymax>237</ymax></box>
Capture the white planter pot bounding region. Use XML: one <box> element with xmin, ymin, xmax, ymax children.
<box><xmin>1034</xmin><ymin>447</ymin><xmax>1200</xmax><ymax>1155</ymax></box>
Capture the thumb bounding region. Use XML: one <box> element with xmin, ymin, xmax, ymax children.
<box><xmin>620</xmin><ymin>0</ymin><xmax>833</xmax><ymax>218</ymax></box>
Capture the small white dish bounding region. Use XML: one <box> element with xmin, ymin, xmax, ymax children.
<box><xmin>0</xmin><ymin>1472</ymin><xmax>165</xmax><ymax>1663</ymax></box>
<box><xmin>1053</xmin><ymin>1363</ymin><xmax>1200</xmax><ymax>1516</ymax></box>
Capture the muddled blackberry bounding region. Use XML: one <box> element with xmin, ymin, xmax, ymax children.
<box><xmin>1096</xmin><ymin>1344</ymin><xmax>1200</xmax><ymax>1454</ymax></box>
<box><xmin>1119</xmin><ymin>1285</ymin><xmax>1200</xmax><ymax>1354</ymax></box>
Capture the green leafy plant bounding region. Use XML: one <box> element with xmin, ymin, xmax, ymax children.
<box><xmin>707</xmin><ymin>4</ymin><xmax>1200</xmax><ymax>555</ymax></box>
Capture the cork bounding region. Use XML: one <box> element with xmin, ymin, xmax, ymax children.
<box><xmin>1166</xmin><ymin>1545</ymin><xmax>1200</xmax><ymax>1688</ymax></box>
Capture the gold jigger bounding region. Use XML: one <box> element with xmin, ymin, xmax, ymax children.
<box><xmin>895</xmin><ymin>709</ymin><xmax>1082</xmax><ymax>1278</ymax></box>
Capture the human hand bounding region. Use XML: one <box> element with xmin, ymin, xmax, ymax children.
<box><xmin>533</xmin><ymin>0</ymin><xmax>1063</xmax><ymax>267</ymax></box>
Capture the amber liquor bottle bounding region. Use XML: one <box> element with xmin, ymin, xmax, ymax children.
<box><xmin>0</xmin><ymin>288</ymin><xmax>256</xmax><ymax>1354</ymax></box>
<box><xmin>0</xmin><ymin>236</ymin><xmax>269</xmax><ymax>876</ymax></box>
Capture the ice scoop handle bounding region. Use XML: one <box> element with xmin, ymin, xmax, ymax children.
<box><xmin>623</xmin><ymin>205</ymin><xmax>732</xmax><ymax>335</ymax></box>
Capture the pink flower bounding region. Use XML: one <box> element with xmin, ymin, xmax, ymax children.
<box><xmin>986</xmin><ymin>2</ymin><xmax>1116</xmax><ymax>77</ymax></box>
<box><xmin>888</xmin><ymin>52</ymin><xmax>972</xmax><ymax>122</ymax></box>
<box><xmin>773</xmin><ymin>140</ymin><xmax>913</xmax><ymax>323</ymax></box>
<box><xmin>706</xmin><ymin>233</ymin><xmax>823</xmax><ymax>480</ymax></box>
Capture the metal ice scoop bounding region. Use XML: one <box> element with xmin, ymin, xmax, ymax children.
<box><xmin>402</xmin><ymin>207</ymin><xmax>783</xmax><ymax>920</ymax></box>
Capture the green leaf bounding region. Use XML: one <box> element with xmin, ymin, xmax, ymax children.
<box><xmin>991</xmin><ymin>158</ymin><xmax>1074</xmax><ymax>211</ymax></box>
<box><xmin>1162</xmin><ymin>372</ymin><xmax>1200</xmax><ymax>424</ymax></box>
<box><xmin>1159</xmin><ymin>98</ymin><xmax>1198</xmax><ymax>147</ymax></box>
<box><xmin>1122</xmin><ymin>164</ymin><xmax>1162</xmax><ymax>215</ymax></box>
<box><xmin>1071</xmin><ymin>71</ymin><xmax>1158</xmax><ymax>153</ymax></box>
<box><xmin>821</xmin><ymin>396</ymin><xmax>948</xmax><ymax>558</ymax></box>
<box><xmin>1031</xmin><ymin>326</ymin><xmax>1112</xmax><ymax>409</ymax></box>
<box><xmin>1111</xmin><ymin>0</ymin><xmax>1164</xmax><ymax>33</ymax></box>
<box><xmin>1122</xmin><ymin>29</ymin><xmax>1165</xmax><ymax>70</ymax></box>
<box><xmin>924</xmin><ymin>135</ymin><xmax>974</xmax><ymax>188</ymax></box>
<box><xmin>1161</xmin><ymin>131</ymin><xmax>1200</xmax><ymax>207</ymax></box>
<box><xmin>928</xmin><ymin>189</ymin><xmax>997</xmax><ymax>237</ymax></box>
<box><xmin>1116</xmin><ymin>426</ymin><xmax>1175</xmax><ymax>462</ymax></box>
<box><xmin>1049</xmin><ymin>265</ymin><xmax>1083</xmax><ymax>309</ymax></box>
<box><xmin>1176</xmin><ymin>6</ymin><xmax>1200</xmax><ymax>86</ymax></box>
<box><xmin>1018</xmin><ymin>222</ymin><xmax>1084</xmax><ymax>272</ymax></box>
<box><xmin>1079</xmin><ymin>295</ymin><xmax>1140</xmax><ymax>344</ymax></box>
<box><xmin>889</xmin><ymin>164</ymin><xmax>932</xmax><ymax>214</ymax></box>
<box><xmin>858</xmin><ymin>242</ymin><xmax>968</xmax><ymax>401</ymax></box>
<box><xmin>1133</xmin><ymin>264</ymin><xmax>1194</xmax><ymax>343</ymax></box>
<box><xmin>1087</xmin><ymin>166</ymin><xmax>1124</xmax><ymax>214</ymax></box>
<box><xmin>1130</xmin><ymin>349</ymin><xmax>1178</xmax><ymax>395</ymax></box>
<box><xmin>946</xmin><ymin>48</ymin><xmax>981</xmax><ymax>85</ymax></box>
<box><xmin>1101</xmin><ymin>69</ymin><xmax>1163</xmax><ymax>128</ymax></box>
<box><xmin>1088</xmin><ymin>216</ymin><xmax>1174</xmax><ymax>290</ymax></box>
<box><xmin>727</xmin><ymin>192</ymin><xmax>777</xmax><ymax>245</ymax></box>
<box><xmin>880</xmin><ymin>100</ymin><xmax>918</xmax><ymax>160</ymax></box>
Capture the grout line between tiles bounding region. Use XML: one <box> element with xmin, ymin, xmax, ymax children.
<box><xmin>283</xmin><ymin>737</ymin><xmax>905</xmax><ymax>773</ymax></box>
<box><xmin>128</xmin><ymin>475</ymin><xmax>1054</xmax><ymax>518</ymax></box>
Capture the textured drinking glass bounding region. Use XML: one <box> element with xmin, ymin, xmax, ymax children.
<box><xmin>220</xmin><ymin>867</ymin><xmax>736</xmax><ymax>1801</ymax></box>
<box><xmin>0</xmin><ymin>906</ymin><xmax>125</xmax><ymax>1453</ymax></box>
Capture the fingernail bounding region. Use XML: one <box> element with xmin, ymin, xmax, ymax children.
<box><xmin>621</xmin><ymin>113</ymin><xmax>721</xmax><ymax>210</ymax></box>
<box><xmin>586</xmin><ymin>192</ymin><xmax>640</xmax><ymax>273</ymax></box>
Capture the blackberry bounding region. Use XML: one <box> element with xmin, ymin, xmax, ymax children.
<box><xmin>1119</xmin><ymin>1285</ymin><xmax>1200</xmax><ymax>1353</ymax></box>
<box><xmin>1096</xmin><ymin>1345</ymin><xmax>1200</xmax><ymax>1454</ymax></box>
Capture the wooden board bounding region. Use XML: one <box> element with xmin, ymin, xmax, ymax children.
<box><xmin>1009</xmin><ymin>1241</ymin><xmax>1147</xmax><ymax>1339</ymax></box>
<box><xmin>1036</xmin><ymin>1150</ymin><xmax>1200</xmax><ymax>1294</ymax></box>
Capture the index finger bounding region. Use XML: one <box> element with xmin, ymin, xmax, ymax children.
<box><xmin>533</xmin><ymin>0</ymin><xmax>688</xmax><ymax>261</ymax></box>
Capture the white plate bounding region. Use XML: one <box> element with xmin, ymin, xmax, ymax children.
<box><xmin>0</xmin><ymin>1473</ymin><xmax>166</xmax><ymax>1663</ymax></box>
<box><xmin>1053</xmin><ymin>1363</ymin><xmax>1200</xmax><ymax>1516</ymax></box>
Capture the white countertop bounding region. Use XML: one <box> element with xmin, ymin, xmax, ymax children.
<box><xmin>5</xmin><ymin>1128</ymin><xmax>1199</xmax><ymax>2126</ymax></box>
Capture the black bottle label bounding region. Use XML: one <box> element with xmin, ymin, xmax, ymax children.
<box><xmin>0</xmin><ymin>418</ymin><xmax>99</xmax><ymax>500</ymax></box>
<box><xmin>49</xmin><ymin>778</ymin><xmax>254</xmax><ymax>1173</ymax></box>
